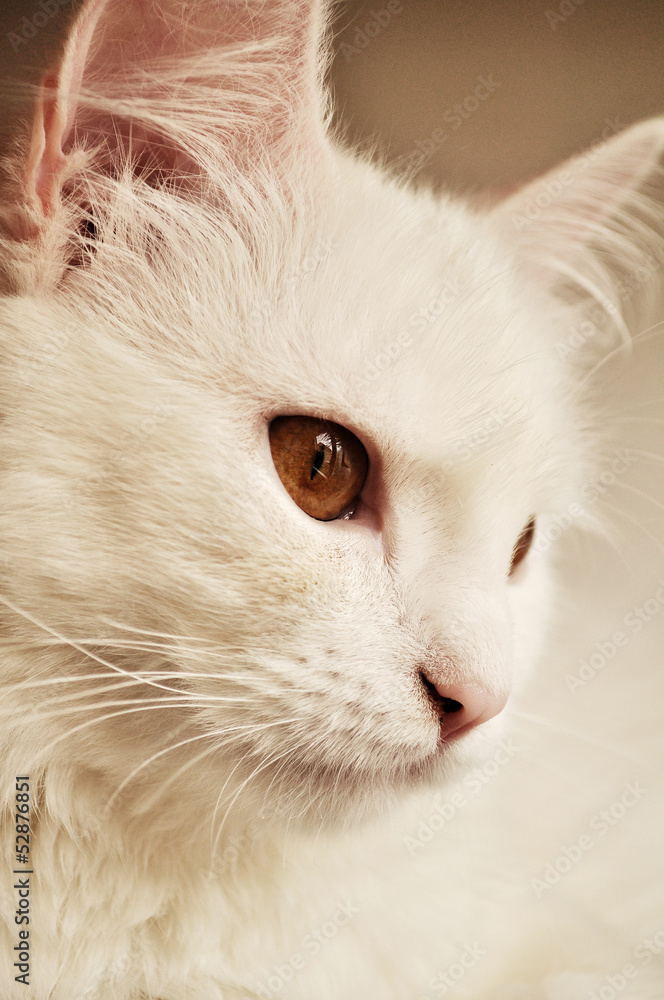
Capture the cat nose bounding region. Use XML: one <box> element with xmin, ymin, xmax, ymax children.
<box><xmin>419</xmin><ymin>673</ymin><xmax>508</xmax><ymax>739</ymax></box>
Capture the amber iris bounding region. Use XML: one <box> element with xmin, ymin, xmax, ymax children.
<box><xmin>509</xmin><ymin>517</ymin><xmax>535</xmax><ymax>576</ymax></box>
<box><xmin>269</xmin><ymin>416</ymin><xmax>368</xmax><ymax>521</ymax></box>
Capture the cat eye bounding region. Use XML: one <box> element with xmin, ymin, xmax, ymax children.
<box><xmin>509</xmin><ymin>517</ymin><xmax>535</xmax><ymax>576</ymax></box>
<box><xmin>269</xmin><ymin>416</ymin><xmax>368</xmax><ymax>521</ymax></box>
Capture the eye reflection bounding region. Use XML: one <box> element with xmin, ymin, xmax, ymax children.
<box><xmin>269</xmin><ymin>416</ymin><xmax>368</xmax><ymax>521</ymax></box>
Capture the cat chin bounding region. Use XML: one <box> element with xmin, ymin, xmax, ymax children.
<box><xmin>235</xmin><ymin>720</ymin><xmax>505</xmax><ymax>833</ymax></box>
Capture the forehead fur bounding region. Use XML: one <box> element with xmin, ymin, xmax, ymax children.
<box><xmin>32</xmin><ymin>140</ymin><xmax>582</xmax><ymax>514</ymax></box>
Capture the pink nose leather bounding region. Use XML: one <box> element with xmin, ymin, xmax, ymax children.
<box><xmin>421</xmin><ymin>676</ymin><xmax>509</xmax><ymax>740</ymax></box>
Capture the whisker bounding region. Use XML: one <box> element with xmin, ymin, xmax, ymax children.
<box><xmin>0</xmin><ymin>595</ymin><xmax>204</xmax><ymax>698</ymax></box>
<box><xmin>0</xmin><ymin>597</ymin><xmax>274</xmax><ymax>700</ymax></box>
<box><xmin>612</xmin><ymin>479</ymin><xmax>664</xmax><ymax>514</ymax></box>
<box><xmin>104</xmin><ymin>729</ymin><xmax>219</xmax><ymax>815</ymax></box>
<box><xmin>510</xmin><ymin>709</ymin><xmax>656</xmax><ymax>770</ymax></box>
<box><xmin>598</xmin><ymin>497</ymin><xmax>664</xmax><ymax>557</ymax></box>
<box><xmin>11</xmin><ymin>696</ymin><xmax>199</xmax><ymax>724</ymax></box>
<box><xmin>208</xmin><ymin>724</ymin><xmax>306</xmax><ymax>855</ymax></box>
<box><xmin>29</xmin><ymin>703</ymin><xmax>202</xmax><ymax>758</ymax></box>
<box><xmin>132</xmin><ymin>741</ymin><xmax>224</xmax><ymax>816</ymax></box>
<box><xmin>106</xmin><ymin>717</ymin><xmax>302</xmax><ymax>816</ymax></box>
<box><xmin>0</xmin><ymin>674</ymin><xmax>256</xmax><ymax>708</ymax></box>
<box><xmin>97</xmin><ymin>617</ymin><xmax>215</xmax><ymax>642</ymax></box>
<box><xmin>580</xmin><ymin>318</ymin><xmax>664</xmax><ymax>387</ymax></box>
<box><xmin>210</xmin><ymin>739</ymin><xmax>308</xmax><ymax>860</ymax></box>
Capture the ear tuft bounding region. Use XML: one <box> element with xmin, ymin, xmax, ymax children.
<box><xmin>493</xmin><ymin>117</ymin><xmax>664</xmax><ymax>345</ymax></box>
<box><xmin>495</xmin><ymin>116</ymin><xmax>664</xmax><ymax>262</ymax></box>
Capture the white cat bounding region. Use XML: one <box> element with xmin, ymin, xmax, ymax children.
<box><xmin>1</xmin><ymin>2</ymin><xmax>663</xmax><ymax>998</ymax></box>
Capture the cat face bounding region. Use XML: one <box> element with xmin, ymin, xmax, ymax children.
<box><xmin>1</xmin><ymin>0</ymin><xmax>661</xmax><ymax>830</ymax></box>
<box><xmin>0</xmin><ymin>165</ymin><xmax>584</xmax><ymax>826</ymax></box>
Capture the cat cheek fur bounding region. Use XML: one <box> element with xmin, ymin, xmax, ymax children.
<box><xmin>1</xmin><ymin>1</ymin><xmax>663</xmax><ymax>998</ymax></box>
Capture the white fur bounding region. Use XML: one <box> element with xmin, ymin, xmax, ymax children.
<box><xmin>1</xmin><ymin>2</ymin><xmax>663</xmax><ymax>997</ymax></box>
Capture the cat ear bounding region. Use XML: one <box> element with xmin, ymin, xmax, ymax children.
<box><xmin>22</xmin><ymin>0</ymin><xmax>329</xmax><ymax>218</ymax></box>
<box><xmin>25</xmin><ymin>0</ymin><xmax>109</xmax><ymax>214</ymax></box>
<box><xmin>494</xmin><ymin>116</ymin><xmax>664</xmax><ymax>284</ymax></box>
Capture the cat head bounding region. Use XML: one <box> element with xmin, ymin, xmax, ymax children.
<box><xmin>1</xmin><ymin>0</ymin><xmax>662</xmax><ymax>833</ymax></box>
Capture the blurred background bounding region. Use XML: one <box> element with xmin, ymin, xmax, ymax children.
<box><xmin>328</xmin><ymin>0</ymin><xmax>664</xmax><ymax>193</ymax></box>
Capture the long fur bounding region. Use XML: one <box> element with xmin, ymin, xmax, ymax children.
<box><xmin>1</xmin><ymin>2</ymin><xmax>663</xmax><ymax>997</ymax></box>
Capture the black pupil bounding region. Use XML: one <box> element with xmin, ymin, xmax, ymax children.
<box><xmin>310</xmin><ymin>446</ymin><xmax>325</xmax><ymax>480</ymax></box>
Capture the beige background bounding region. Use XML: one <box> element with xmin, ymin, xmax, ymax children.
<box><xmin>328</xmin><ymin>0</ymin><xmax>664</xmax><ymax>193</ymax></box>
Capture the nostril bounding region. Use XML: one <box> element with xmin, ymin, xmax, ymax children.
<box><xmin>439</xmin><ymin>697</ymin><xmax>462</xmax><ymax>714</ymax></box>
<box><xmin>420</xmin><ymin>673</ymin><xmax>456</xmax><ymax>712</ymax></box>
<box><xmin>420</xmin><ymin>674</ymin><xmax>464</xmax><ymax>716</ymax></box>
<box><xmin>419</xmin><ymin>670</ymin><xmax>508</xmax><ymax>740</ymax></box>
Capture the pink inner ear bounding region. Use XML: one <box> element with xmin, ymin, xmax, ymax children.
<box><xmin>25</xmin><ymin>0</ymin><xmax>110</xmax><ymax>214</ymax></box>
<box><xmin>24</xmin><ymin>0</ymin><xmax>328</xmax><ymax>216</ymax></box>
